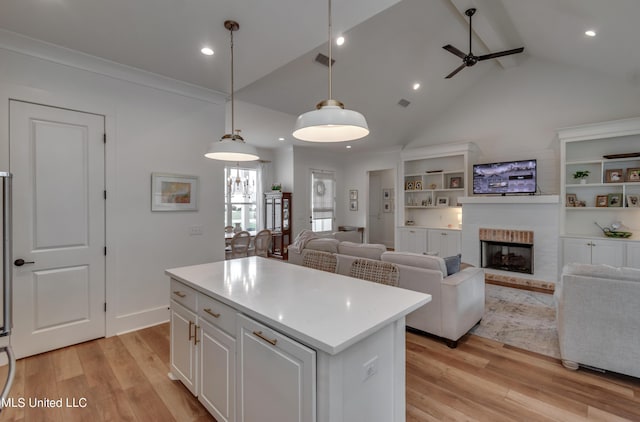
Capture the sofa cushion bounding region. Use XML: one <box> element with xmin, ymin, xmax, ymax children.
<box><xmin>563</xmin><ymin>263</ymin><xmax>640</xmax><ymax>282</ymax></box>
<box><xmin>305</xmin><ymin>238</ymin><xmax>340</xmax><ymax>254</ymax></box>
<box><xmin>338</xmin><ymin>241</ymin><xmax>387</xmax><ymax>260</ymax></box>
<box><xmin>381</xmin><ymin>251</ymin><xmax>447</xmax><ymax>277</ymax></box>
<box><xmin>443</xmin><ymin>254</ymin><xmax>462</xmax><ymax>276</ymax></box>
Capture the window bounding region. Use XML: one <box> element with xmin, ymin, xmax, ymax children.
<box><xmin>225</xmin><ymin>166</ymin><xmax>259</xmax><ymax>231</ymax></box>
<box><xmin>310</xmin><ymin>169</ymin><xmax>335</xmax><ymax>233</ymax></box>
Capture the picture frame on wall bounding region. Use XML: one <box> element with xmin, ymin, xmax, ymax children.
<box><xmin>151</xmin><ymin>173</ymin><xmax>198</xmax><ymax>211</ymax></box>
<box><xmin>349</xmin><ymin>200</ymin><xmax>358</xmax><ymax>211</ymax></box>
<box><xmin>436</xmin><ymin>196</ymin><xmax>449</xmax><ymax>207</ymax></box>
<box><xmin>383</xmin><ymin>200</ymin><xmax>392</xmax><ymax>213</ymax></box>
<box><xmin>605</xmin><ymin>169</ymin><xmax>624</xmax><ymax>183</ymax></box>
<box><xmin>449</xmin><ymin>176</ymin><xmax>462</xmax><ymax>189</ymax></box>
<box><xmin>607</xmin><ymin>193</ymin><xmax>623</xmax><ymax>207</ymax></box>
<box><xmin>382</xmin><ymin>188</ymin><xmax>393</xmax><ymax>200</ymax></box>
<box><xmin>595</xmin><ymin>195</ymin><xmax>608</xmax><ymax>207</ymax></box>
<box><xmin>349</xmin><ymin>189</ymin><xmax>358</xmax><ymax>200</ymax></box>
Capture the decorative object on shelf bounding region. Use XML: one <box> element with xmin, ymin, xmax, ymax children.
<box><xmin>605</xmin><ymin>169</ymin><xmax>624</xmax><ymax>183</ymax></box>
<box><xmin>427</xmin><ymin>196</ymin><xmax>433</xmax><ymax>206</ymax></box>
<box><xmin>449</xmin><ymin>176</ymin><xmax>462</xmax><ymax>189</ymax></box>
<box><xmin>349</xmin><ymin>189</ymin><xmax>358</xmax><ymax>200</ymax></box>
<box><xmin>414</xmin><ymin>181</ymin><xmax>423</xmax><ymax>190</ymax></box>
<box><xmin>292</xmin><ymin>0</ymin><xmax>368</xmax><ymax>142</ymax></box>
<box><xmin>426</xmin><ymin>170</ymin><xmax>443</xmax><ymax>173</ymax></box>
<box><xmin>607</xmin><ymin>193</ymin><xmax>623</xmax><ymax>207</ymax></box>
<box><xmin>595</xmin><ymin>195</ymin><xmax>608</xmax><ymax>207</ymax></box>
<box><xmin>383</xmin><ymin>200</ymin><xmax>392</xmax><ymax>213</ymax></box>
<box><xmin>205</xmin><ymin>20</ymin><xmax>259</xmax><ymax>162</ymax></box>
<box><xmin>594</xmin><ymin>221</ymin><xmax>632</xmax><ymax>238</ymax></box>
<box><xmin>271</xmin><ymin>183</ymin><xmax>282</xmax><ymax>191</ymax></box>
<box><xmin>382</xmin><ymin>188</ymin><xmax>393</xmax><ymax>200</ymax></box>
<box><xmin>572</xmin><ymin>170</ymin><xmax>590</xmax><ymax>184</ymax></box>
<box><xmin>429</xmin><ymin>183</ymin><xmax>437</xmax><ymax>190</ymax></box>
<box><xmin>627</xmin><ymin>194</ymin><xmax>640</xmax><ymax>207</ymax></box>
<box><xmin>577</xmin><ymin>201</ymin><xmax>586</xmax><ymax>207</ymax></box>
<box><xmin>233</xmin><ymin>222</ymin><xmax>242</xmax><ymax>233</ymax></box>
<box><xmin>626</xmin><ymin>168</ymin><xmax>640</xmax><ymax>182</ymax></box>
<box><xmin>151</xmin><ymin>173</ymin><xmax>198</xmax><ymax>211</ymax></box>
<box><xmin>436</xmin><ymin>197</ymin><xmax>449</xmax><ymax>207</ymax></box>
<box><xmin>405</xmin><ymin>181</ymin><xmax>414</xmax><ymax>191</ymax></box>
<box><xmin>565</xmin><ymin>193</ymin><xmax>577</xmax><ymax>207</ymax></box>
<box><xmin>405</xmin><ymin>220</ymin><xmax>415</xmax><ymax>226</ymax></box>
<box><xmin>349</xmin><ymin>200</ymin><xmax>358</xmax><ymax>211</ymax></box>
<box><xmin>603</xmin><ymin>152</ymin><xmax>640</xmax><ymax>159</ymax></box>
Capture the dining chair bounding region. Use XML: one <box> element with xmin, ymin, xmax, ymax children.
<box><xmin>302</xmin><ymin>250</ymin><xmax>337</xmax><ymax>273</ymax></box>
<box><xmin>253</xmin><ymin>229</ymin><xmax>272</xmax><ymax>258</ymax></box>
<box><xmin>228</xmin><ymin>231</ymin><xmax>251</xmax><ymax>259</ymax></box>
<box><xmin>349</xmin><ymin>259</ymin><xmax>399</xmax><ymax>287</ymax></box>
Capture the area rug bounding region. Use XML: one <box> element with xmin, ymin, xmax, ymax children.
<box><xmin>469</xmin><ymin>284</ymin><xmax>560</xmax><ymax>359</ymax></box>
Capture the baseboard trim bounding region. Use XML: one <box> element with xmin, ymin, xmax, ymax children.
<box><xmin>111</xmin><ymin>306</ymin><xmax>170</xmax><ymax>336</ymax></box>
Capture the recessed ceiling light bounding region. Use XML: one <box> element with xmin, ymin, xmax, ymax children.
<box><xmin>413</xmin><ymin>82</ymin><xmax>421</xmax><ymax>90</ymax></box>
<box><xmin>278</xmin><ymin>137</ymin><xmax>285</xmax><ymax>141</ymax></box>
<box><xmin>346</xmin><ymin>145</ymin><xmax>352</xmax><ymax>149</ymax></box>
<box><xmin>585</xmin><ymin>30</ymin><xmax>596</xmax><ymax>37</ymax></box>
<box><xmin>201</xmin><ymin>47</ymin><xmax>214</xmax><ymax>56</ymax></box>
<box><xmin>336</xmin><ymin>36</ymin><xmax>345</xmax><ymax>46</ymax></box>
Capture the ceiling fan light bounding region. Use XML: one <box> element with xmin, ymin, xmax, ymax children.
<box><xmin>293</xmin><ymin>105</ymin><xmax>369</xmax><ymax>142</ymax></box>
<box><xmin>205</xmin><ymin>137</ymin><xmax>259</xmax><ymax>161</ymax></box>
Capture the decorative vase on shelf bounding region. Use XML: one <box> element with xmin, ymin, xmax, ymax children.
<box><xmin>233</xmin><ymin>223</ymin><xmax>242</xmax><ymax>233</ymax></box>
<box><xmin>580</xmin><ymin>179</ymin><xmax>587</xmax><ymax>184</ymax></box>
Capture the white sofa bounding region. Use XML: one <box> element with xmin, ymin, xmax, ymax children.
<box><xmin>289</xmin><ymin>238</ymin><xmax>485</xmax><ymax>347</ymax></box>
<box><xmin>556</xmin><ymin>263</ymin><xmax>640</xmax><ymax>378</ymax></box>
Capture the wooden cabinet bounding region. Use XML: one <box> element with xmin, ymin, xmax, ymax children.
<box><xmin>236</xmin><ymin>314</ymin><xmax>316</xmax><ymax>422</ymax></box>
<box><xmin>626</xmin><ymin>242</ymin><xmax>640</xmax><ymax>269</ymax></box>
<box><xmin>427</xmin><ymin>228</ymin><xmax>461</xmax><ymax>257</ymax></box>
<box><xmin>562</xmin><ymin>237</ymin><xmax>625</xmax><ymax>267</ymax></box>
<box><xmin>397</xmin><ymin>227</ymin><xmax>428</xmax><ymax>254</ymax></box>
<box><xmin>264</xmin><ymin>191</ymin><xmax>292</xmax><ymax>260</ymax></box>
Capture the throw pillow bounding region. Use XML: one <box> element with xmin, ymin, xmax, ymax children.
<box><xmin>443</xmin><ymin>254</ymin><xmax>462</xmax><ymax>276</ymax></box>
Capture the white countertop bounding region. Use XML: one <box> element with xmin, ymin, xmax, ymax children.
<box><xmin>166</xmin><ymin>257</ymin><xmax>431</xmax><ymax>355</ymax></box>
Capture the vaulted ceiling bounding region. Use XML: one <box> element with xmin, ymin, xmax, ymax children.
<box><xmin>1</xmin><ymin>0</ymin><xmax>639</xmax><ymax>152</ymax></box>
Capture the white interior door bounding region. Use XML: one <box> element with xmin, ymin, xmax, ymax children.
<box><xmin>9</xmin><ymin>100</ymin><xmax>105</xmax><ymax>358</ymax></box>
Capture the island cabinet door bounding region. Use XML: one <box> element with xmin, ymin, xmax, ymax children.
<box><xmin>236</xmin><ymin>314</ymin><xmax>316</xmax><ymax>422</ymax></box>
<box><xmin>170</xmin><ymin>300</ymin><xmax>198</xmax><ymax>395</ymax></box>
<box><xmin>199</xmin><ymin>318</ymin><xmax>236</xmax><ymax>422</ymax></box>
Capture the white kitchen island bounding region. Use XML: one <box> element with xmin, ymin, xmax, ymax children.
<box><xmin>166</xmin><ymin>257</ymin><xmax>430</xmax><ymax>422</ymax></box>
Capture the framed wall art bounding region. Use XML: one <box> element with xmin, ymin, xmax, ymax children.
<box><xmin>151</xmin><ymin>173</ymin><xmax>198</xmax><ymax>211</ymax></box>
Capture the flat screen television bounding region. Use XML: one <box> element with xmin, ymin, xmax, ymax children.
<box><xmin>472</xmin><ymin>159</ymin><xmax>537</xmax><ymax>195</ymax></box>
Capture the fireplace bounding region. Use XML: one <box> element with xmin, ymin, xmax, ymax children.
<box><xmin>479</xmin><ymin>228</ymin><xmax>534</xmax><ymax>275</ymax></box>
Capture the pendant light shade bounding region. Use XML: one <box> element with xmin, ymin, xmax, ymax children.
<box><xmin>293</xmin><ymin>0</ymin><xmax>369</xmax><ymax>142</ymax></box>
<box><xmin>205</xmin><ymin>20</ymin><xmax>259</xmax><ymax>161</ymax></box>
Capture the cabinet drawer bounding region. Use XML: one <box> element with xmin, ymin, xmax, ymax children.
<box><xmin>198</xmin><ymin>294</ymin><xmax>236</xmax><ymax>336</ymax></box>
<box><xmin>170</xmin><ymin>279</ymin><xmax>197</xmax><ymax>311</ymax></box>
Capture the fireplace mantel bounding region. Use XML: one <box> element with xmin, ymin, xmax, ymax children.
<box><xmin>459</xmin><ymin>195</ymin><xmax>559</xmax><ymax>205</ymax></box>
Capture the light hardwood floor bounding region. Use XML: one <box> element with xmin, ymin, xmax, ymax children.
<box><xmin>1</xmin><ymin>324</ymin><xmax>638</xmax><ymax>421</ymax></box>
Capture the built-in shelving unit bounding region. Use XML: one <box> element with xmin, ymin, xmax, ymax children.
<box><xmin>558</xmin><ymin>117</ymin><xmax>640</xmax><ymax>270</ymax></box>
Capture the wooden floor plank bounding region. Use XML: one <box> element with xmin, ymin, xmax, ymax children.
<box><xmin>49</xmin><ymin>345</ymin><xmax>84</xmax><ymax>382</ymax></box>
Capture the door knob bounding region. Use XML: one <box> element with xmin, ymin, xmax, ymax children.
<box><xmin>14</xmin><ymin>258</ymin><xmax>34</xmax><ymax>267</ymax></box>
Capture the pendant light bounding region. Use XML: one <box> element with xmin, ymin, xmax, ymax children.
<box><xmin>292</xmin><ymin>0</ymin><xmax>369</xmax><ymax>142</ymax></box>
<box><xmin>205</xmin><ymin>20</ymin><xmax>259</xmax><ymax>161</ymax></box>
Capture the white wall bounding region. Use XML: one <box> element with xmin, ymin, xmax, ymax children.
<box><xmin>0</xmin><ymin>33</ymin><xmax>227</xmax><ymax>335</ymax></box>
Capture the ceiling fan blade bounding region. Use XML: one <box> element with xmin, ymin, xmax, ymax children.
<box><xmin>443</xmin><ymin>44</ymin><xmax>466</xmax><ymax>59</ymax></box>
<box><xmin>445</xmin><ymin>63</ymin><xmax>467</xmax><ymax>79</ymax></box>
<box><xmin>478</xmin><ymin>47</ymin><xmax>524</xmax><ymax>61</ymax></box>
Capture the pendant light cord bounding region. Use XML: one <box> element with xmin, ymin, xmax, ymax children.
<box><xmin>328</xmin><ymin>0</ymin><xmax>332</xmax><ymax>101</ymax></box>
<box><xmin>230</xmin><ymin>27</ymin><xmax>236</xmax><ymax>139</ymax></box>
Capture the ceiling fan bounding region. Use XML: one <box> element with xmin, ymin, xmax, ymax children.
<box><xmin>443</xmin><ymin>8</ymin><xmax>524</xmax><ymax>79</ymax></box>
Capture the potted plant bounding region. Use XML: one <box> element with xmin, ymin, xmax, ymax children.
<box><xmin>573</xmin><ymin>170</ymin><xmax>590</xmax><ymax>184</ymax></box>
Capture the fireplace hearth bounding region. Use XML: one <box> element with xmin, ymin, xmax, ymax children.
<box><xmin>479</xmin><ymin>228</ymin><xmax>534</xmax><ymax>275</ymax></box>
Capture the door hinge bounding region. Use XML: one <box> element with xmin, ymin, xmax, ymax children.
<box><xmin>104</xmin><ymin>302</ymin><xmax>107</xmax><ymax>312</ymax></box>
<box><xmin>103</xmin><ymin>133</ymin><xmax>107</xmax><ymax>143</ymax></box>
<box><xmin>103</xmin><ymin>190</ymin><xmax>107</xmax><ymax>200</ymax></box>
<box><xmin>104</xmin><ymin>246</ymin><xmax>107</xmax><ymax>256</ymax></box>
